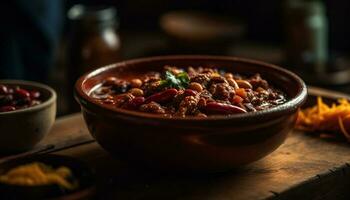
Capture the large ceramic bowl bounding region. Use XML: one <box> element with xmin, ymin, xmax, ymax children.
<box><xmin>0</xmin><ymin>80</ymin><xmax>56</xmax><ymax>153</ymax></box>
<box><xmin>75</xmin><ymin>55</ymin><xmax>307</xmax><ymax>171</ymax></box>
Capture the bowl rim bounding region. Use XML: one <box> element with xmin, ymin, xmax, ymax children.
<box><xmin>0</xmin><ymin>80</ymin><xmax>57</xmax><ymax>115</ymax></box>
<box><xmin>75</xmin><ymin>55</ymin><xmax>307</xmax><ymax>121</ymax></box>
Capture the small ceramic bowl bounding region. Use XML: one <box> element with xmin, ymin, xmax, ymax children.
<box><xmin>75</xmin><ymin>55</ymin><xmax>307</xmax><ymax>171</ymax></box>
<box><xmin>0</xmin><ymin>80</ymin><xmax>56</xmax><ymax>153</ymax></box>
<box><xmin>0</xmin><ymin>154</ymin><xmax>95</xmax><ymax>199</ymax></box>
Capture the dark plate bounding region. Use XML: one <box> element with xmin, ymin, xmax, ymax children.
<box><xmin>299</xmin><ymin>86</ymin><xmax>350</xmax><ymax>142</ymax></box>
<box><xmin>0</xmin><ymin>154</ymin><xmax>95</xmax><ymax>200</ymax></box>
<box><xmin>304</xmin><ymin>86</ymin><xmax>350</xmax><ymax>107</ymax></box>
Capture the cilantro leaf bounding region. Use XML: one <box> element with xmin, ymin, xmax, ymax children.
<box><xmin>159</xmin><ymin>71</ymin><xmax>190</xmax><ymax>89</ymax></box>
<box><xmin>176</xmin><ymin>72</ymin><xmax>190</xmax><ymax>88</ymax></box>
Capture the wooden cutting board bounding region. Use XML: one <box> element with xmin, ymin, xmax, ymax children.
<box><xmin>3</xmin><ymin>86</ymin><xmax>350</xmax><ymax>200</ymax></box>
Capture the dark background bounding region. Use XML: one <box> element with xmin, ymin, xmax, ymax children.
<box><xmin>1</xmin><ymin>0</ymin><xmax>350</xmax><ymax>115</ymax></box>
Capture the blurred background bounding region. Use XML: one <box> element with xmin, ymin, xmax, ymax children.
<box><xmin>1</xmin><ymin>0</ymin><xmax>350</xmax><ymax>115</ymax></box>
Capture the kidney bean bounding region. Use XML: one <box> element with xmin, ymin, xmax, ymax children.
<box><xmin>184</xmin><ymin>89</ymin><xmax>197</xmax><ymax>96</ymax></box>
<box><xmin>126</xmin><ymin>96</ymin><xmax>145</xmax><ymax>109</ymax></box>
<box><xmin>15</xmin><ymin>88</ymin><xmax>30</xmax><ymax>98</ymax></box>
<box><xmin>0</xmin><ymin>106</ymin><xmax>16</xmax><ymax>112</ymax></box>
<box><xmin>30</xmin><ymin>90</ymin><xmax>41</xmax><ymax>99</ymax></box>
<box><xmin>7</xmin><ymin>88</ymin><xmax>14</xmax><ymax>94</ymax></box>
<box><xmin>0</xmin><ymin>85</ymin><xmax>42</xmax><ymax>112</ymax></box>
<box><xmin>0</xmin><ymin>94</ymin><xmax>13</xmax><ymax>105</ymax></box>
<box><xmin>145</xmin><ymin>88</ymin><xmax>178</xmax><ymax>103</ymax></box>
<box><xmin>204</xmin><ymin>102</ymin><xmax>247</xmax><ymax>114</ymax></box>
<box><xmin>0</xmin><ymin>85</ymin><xmax>8</xmax><ymax>94</ymax></box>
<box><xmin>14</xmin><ymin>97</ymin><xmax>31</xmax><ymax>106</ymax></box>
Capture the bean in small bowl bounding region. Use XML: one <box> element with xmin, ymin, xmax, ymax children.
<box><xmin>0</xmin><ymin>80</ymin><xmax>56</xmax><ymax>152</ymax></box>
<box><xmin>0</xmin><ymin>85</ymin><xmax>42</xmax><ymax>113</ymax></box>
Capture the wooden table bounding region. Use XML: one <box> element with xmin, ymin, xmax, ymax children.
<box><xmin>5</xmin><ymin>87</ymin><xmax>350</xmax><ymax>200</ymax></box>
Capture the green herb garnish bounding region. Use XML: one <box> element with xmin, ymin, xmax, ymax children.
<box><xmin>159</xmin><ymin>71</ymin><xmax>189</xmax><ymax>89</ymax></box>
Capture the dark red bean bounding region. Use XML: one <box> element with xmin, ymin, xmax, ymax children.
<box><xmin>30</xmin><ymin>90</ymin><xmax>41</xmax><ymax>99</ymax></box>
<box><xmin>14</xmin><ymin>97</ymin><xmax>31</xmax><ymax>106</ymax></box>
<box><xmin>15</xmin><ymin>89</ymin><xmax>30</xmax><ymax>98</ymax></box>
<box><xmin>127</xmin><ymin>96</ymin><xmax>145</xmax><ymax>109</ymax></box>
<box><xmin>204</xmin><ymin>102</ymin><xmax>247</xmax><ymax>115</ymax></box>
<box><xmin>0</xmin><ymin>106</ymin><xmax>16</xmax><ymax>112</ymax></box>
<box><xmin>0</xmin><ymin>94</ymin><xmax>13</xmax><ymax>105</ymax></box>
<box><xmin>7</xmin><ymin>88</ymin><xmax>14</xmax><ymax>94</ymax></box>
<box><xmin>0</xmin><ymin>85</ymin><xmax>8</xmax><ymax>94</ymax></box>
<box><xmin>184</xmin><ymin>89</ymin><xmax>197</xmax><ymax>96</ymax></box>
<box><xmin>0</xmin><ymin>85</ymin><xmax>42</xmax><ymax>111</ymax></box>
<box><xmin>145</xmin><ymin>89</ymin><xmax>178</xmax><ymax>103</ymax></box>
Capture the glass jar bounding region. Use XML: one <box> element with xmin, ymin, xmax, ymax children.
<box><xmin>284</xmin><ymin>0</ymin><xmax>328</xmax><ymax>74</ymax></box>
<box><xmin>66</xmin><ymin>5</ymin><xmax>121</xmax><ymax>112</ymax></box>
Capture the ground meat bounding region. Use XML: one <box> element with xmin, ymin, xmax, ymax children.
<box><xmin>142</xmin><ymin>72</ymin><xmax>161</xmax><ymax>82</ymax></box>
<box><xmin>249</xmin><ymin>74</ymin><xmax>269</xmax><ymax>89</ymax></box>
<box><xmin>139</xmin><ymin>101</ymin><xmax>165</xmax><ymax>114</ymax></box>
<box><xmin>190</xmin><ymin>74</ymin><xmax>211</xmax><ymax>87</ymax></box>
<box><xmin>142</xmin><ymin>80</ymin><xmax>161</xmax><ymax>96</ymax></box>
<box><xmin>176</xmin><ymin>95</ymin><xmax>200</xmax><ymax>117</ymax></box>
<box><xmin>197</xmin><ymin>97</ymin><xmax>207</xmax><ymax>108</ymax></box>
<box><xmin>209</xmin><ymin>83</ymin><xmax>234</xmax><ymax>100</ymax></box>
<box><xmin>210</xmin><ymin>76</ymin><xmax>227</xmax><ymax>84</ymax></box>
<box><xmin>189</xmin><ymin>66</ymin><xmax>211</xmax><ymax>74</ymax></box>
<box><xmin>199</xmin><ymin>90</ymin><xmax>212</xmax><ymax>99</ymax></box>
<box><xmin>172</xmin><ymin>90</ymin><xmax>186</xmax><ymax>108</ymax></box>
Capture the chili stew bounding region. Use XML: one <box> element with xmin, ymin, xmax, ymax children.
<box><xmin>90</xmin><ymin>66</ymin><xmax>287</xmax><ymax>117</ymax></box>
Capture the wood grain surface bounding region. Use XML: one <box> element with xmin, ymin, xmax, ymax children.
<box><xmin>52</xmin><ymin>118</ymin><xmax>350</xmax><ymax>200</ymax></box>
